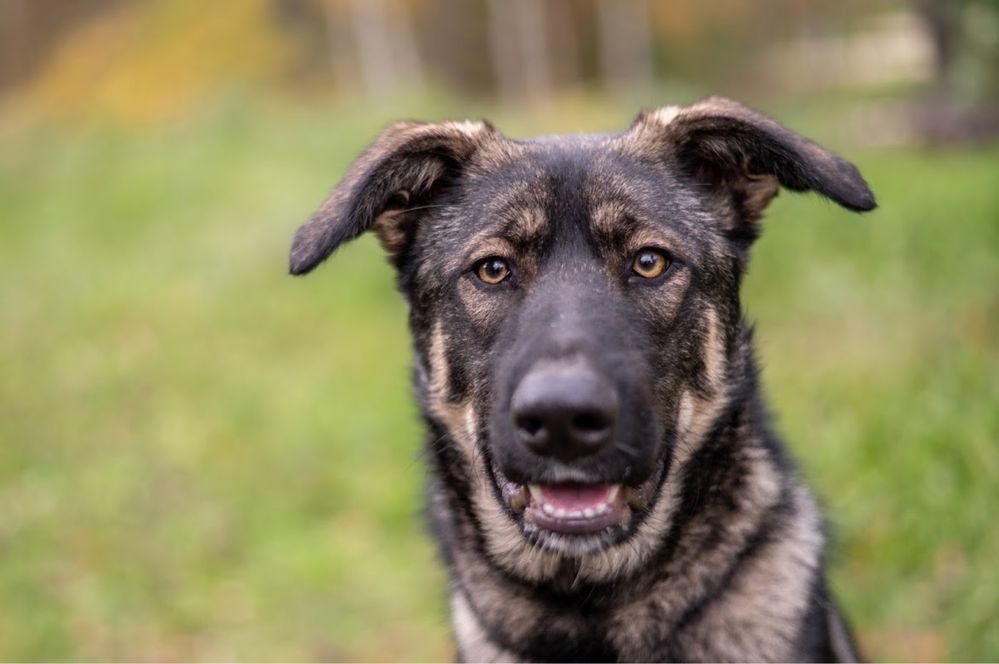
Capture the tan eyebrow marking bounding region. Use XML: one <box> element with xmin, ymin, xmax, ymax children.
<box><xmin>590</xmin><ymin>201</ymin><xmax>630</xmax><ymax>238</ymax></box>
<box><xmin>465</xmin><ymin>236</ymin><xmax>516</xmax><ymax>265</ymax></box>
<box><xmin>460</xmin><ymin>203</ymin><xmax>546</xmax><ymax>270</ymax></box>
<box><xmin>627</xmin><ymin>228</ymin><xmax>682</xmax><ymax>254</ymax></box>
<box><xmin>591</xmin><ymin>202</ymin><xmax>685</xmax><ymax>256</ymax></box>
<box><xmin>506</xmin><ymin>206</ymin><xmax>548</xmax><ymax>245</ymax></box>
<box><xmin>421</xmin><ymin>233</ymin><xmax>516</xmax><ymax>285</ymax></box>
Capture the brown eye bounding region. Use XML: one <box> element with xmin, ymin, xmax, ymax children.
<box><xmin>632</xmin><ymin>249</ymin><xmax>670</xmax><ymax>279</ymax></box>
<box><xmin>476</xmin><ymin>257</ymin><xmax>511</xmax><ymax>285</ymax></box>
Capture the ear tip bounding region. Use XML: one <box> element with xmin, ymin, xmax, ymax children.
<box><xmin>289</xmin><ymin>230</ymin><xmax>321</xmax><ymax>275</ymax></box>
<box><xmin>828</xmin><ymin>156</ymin><xmax>877</xmax><ymax>212</ymax></box>
<box><xmin>855</xmin><ymin>190</ymin><xmax>878</xmax><ymax>211</ymax></box>
<box><xmin>838</xmin><ymin>174</ymin><xmax>877</xmax><ymax>211</ymax></box>
<box><xmin>288</xmin><ymin>252</ymin><xmax>313</xmax><ymax>276</ymax></box>
<box><xmin>848</xmin><ymin>176</ymin><xmax>878</xmax><ymax>212</ymax></box>
<box><xmin>836</xmin><ymin>185</ymin><xmax>876</xmax><ymax>213</ymax></box>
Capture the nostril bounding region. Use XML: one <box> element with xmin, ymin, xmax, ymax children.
<box><xmin>515</xmin><ymin>414</ymin><xmax>545</xmax><ymax>437</ymax></box>
<box><xmin>571</xmin><ymin>411</ymin><xmax>610</xmax><ymax>434</ymax></box>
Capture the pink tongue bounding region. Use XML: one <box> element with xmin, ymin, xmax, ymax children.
<box><xmin>539</xmin><ymin>483</ymin><xmax>613</xmax><ymax>509</ymax></box>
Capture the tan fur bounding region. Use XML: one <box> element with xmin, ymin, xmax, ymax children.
<box><xmin>608</xmin><ymin>443</ymin><xmax>790</xmax><ymax>660</ymax></box>
<box><xmin>615</xmin><ymin>97</ymin><xmax>801</xmax><ymax>230</ymax></box>
<box><xmin>292</xmin><ymin>96</ymin><xmax>871</xmax><ymax>661</ymax></box>
<box><xmin>650</xmin><ymin>105</ymin><xmax>683</xmax><ymax>126</ymax></box>
<box><xmin>418</xmin><ymin>181</ymin><xmax>548</xmax><ymax>289</ymax></box>
<box><xmin>677</xmin><ymin>484</ymin><xmax>824</xmax><ymax>661</ymax></box>
<box><xmin>741</xmin><ymin>170</ymin><xmax>781</xmax><ymax>219</ymax></box>
<box><xmin>425</xmin><ymin>326</ymin><xmax>569</xmax><ymax>584</ymax></box>
<box><xmin>506</xmin><ymin>206</ymin><xmax>547</xmax><ymax>245</ymax></box>
<box><xmin>371</xmin><ymin>206</ymin><xmax>412</xmax><ymax>256</ymax></box>
<box><xmin>425</xmin><ymin>325</ymin><xmax>560</xmax><ymax>596</ymax></box>
<box><xmin>589</xmin><ymin>200</ymin><xmax>631</xmax><ymax>238</ymax></box>
<box><xmin>291</xmin><ymin>119</ymin><xmax>498</xmax><ymax>274</ymax></box>
<box><xmin>451</xmin><ymin>592</ymin><xmax>520</xmax><ymax>662</ymax></box>
<box><xmin>426</xmin><ymin>322</ymin><xmax>476</xmax><ymax>458</ymax></box>
<box><xmin>439</xmin><ymin>238</ymin><xmax>836</xmax><ymax>661</ymax></box>
<box><xmin>453</xmin><ymin>308</ymin><xmax>735</xmax><ymax>591</ymax></box>
<box><xmin>674</xmin><ymin>307</ymin><xmax>729</xmax><ymax>467</ymax></box>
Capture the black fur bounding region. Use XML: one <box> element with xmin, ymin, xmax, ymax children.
<box><xmin>290</xmin><ymin>98</ymin><xmax>874</xmax><ymax>662</ymax></box>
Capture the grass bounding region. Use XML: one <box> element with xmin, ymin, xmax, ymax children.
<box><xmin>0</xmin><ymin>95</ymin><xmax>996</xmax><ymax>661</ymax></box>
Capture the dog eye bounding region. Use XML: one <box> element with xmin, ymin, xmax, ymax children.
<box><xmin>476</xmin><ymin>257</ymin><xmax>511</xmax><ymax>285</ymax></box>
<box><xmin>632</xmin><ymin>249</ymin><xmax>670</xmax><ymax>280</ymax></box>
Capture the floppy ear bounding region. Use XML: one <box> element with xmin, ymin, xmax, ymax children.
<box><xmin>289</xmin><ymin>120</ymin><xmax>496</xmax><ymax>275</ymax></box>
<box><xmin>630</xmin><ymin>97</ymin><xmax>876</xmax><ymax>241</ymax></box>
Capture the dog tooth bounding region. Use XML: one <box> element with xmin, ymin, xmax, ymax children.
<box><xmin>582</xmin><ymin>508</ymin><xmax>595</xmax><ymax>518</ymax></box>
<box><xmin>596</xmin><ymin>502</ymin><xmax>609</xmax><ymax>514</ymax></box>
<box><xmin>508</xmin><ymin>488</ymin><xmax>527</xmax><ymax>513</ymax></box>
<box><xmin>607</xmin><ymin>485</ymin><xmax>621</xmax><ymax>502</ymax></box>
<box><xmin>528</xmin><ymin>485</ymin><xmax>544</xmax><ymax>503</ymax></box>
<box><xmin>542</xmin><ymin>503</ymin><xmax>556</xmax><ymax>516</ymax></box>
<box><xmin>567</xmin><ymin>509</ymin><xmax>582</xmax><ymax>518</ymax></box>
<box><xmin>554</xmin><ymin>507</ymin><xmax>567</xmax><ymax>518</ymax></box>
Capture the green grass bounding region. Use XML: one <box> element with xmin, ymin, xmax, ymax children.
<box><xmin>1</xmin><ymin>97</ymin><xmax>997</xmax><ymax>661</ymax></box>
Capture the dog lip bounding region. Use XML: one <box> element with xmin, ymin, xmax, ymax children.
<box><xmin>492</xmin><ymin>457</ymin><xmax>667</xmax><ymax>545</ymax></box>
<box><xmin>495</xmin><ymin>460</ymin><xmax>664</xmax><ymax>532</ymax></box>
<box><xmin>524</xmin><ymin>482</ymin><xmax>627</xmax><ymax>535</ymax></box>
<box><xmin>530</xmin><ymin>482</ymin><xmax>619</xmax><ymax>511</ymax></box>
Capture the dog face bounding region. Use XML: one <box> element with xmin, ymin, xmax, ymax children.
<box><xmin>290</xmin><ymin>99</ymin><xmax>874</xmax><ymax>579</ymax></box>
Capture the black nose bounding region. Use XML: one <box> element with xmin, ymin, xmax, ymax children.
<box><xmin>511</xmin><ymin>361</ymin><xmax>618</xmax><ymax>462</ymax></box>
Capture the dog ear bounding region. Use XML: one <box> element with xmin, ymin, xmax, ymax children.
<box><xmin>630</xmin><ymin>97</ymin><xmax>875</xmax><ymax>241</ymax></box>
<box><xmin>289</xmin><ymin>120</ymin><xmax>496</xmax><ymax>275</ymax></box>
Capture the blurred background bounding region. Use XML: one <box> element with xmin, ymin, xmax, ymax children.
<box><xmin>1</xmin><ymin>0</ymin><xmax>997</xmax><ymax>660</ymax></box>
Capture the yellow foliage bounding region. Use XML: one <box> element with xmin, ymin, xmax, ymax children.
<box><xmin>25</xmin><ymin>0</ymin><xmax>294</xmax><ymax>124</ymax></box>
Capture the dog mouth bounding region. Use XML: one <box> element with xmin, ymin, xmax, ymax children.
<box><xmin>491</xmin><ymin>462</ymin><xmax>664</xmax><ymax>543</ymax></box>
<box><xmin>523</xmin><ymin>483</ymin><xmax>628</xmax><ymax>534</ymax></box>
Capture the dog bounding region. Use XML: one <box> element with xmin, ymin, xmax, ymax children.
<box><xmin>289</xmin><ymin>97</ymin><xmax>876</xmax><ymax>662</ymax></box>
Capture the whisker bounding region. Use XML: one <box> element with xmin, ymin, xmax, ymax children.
<box><xmin>614</xmin><ymin>439</ymin><xmax>640</xmax><ymax>456</ymax></box>
<box><xmin>401</xmin><ymin>203</ymin><xmax>451</xmax><ymax>213</ymax></box>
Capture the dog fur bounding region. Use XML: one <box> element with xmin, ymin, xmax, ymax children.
<box><xmin>289</xmin><ymin>97</ymin><xmax>875</xmax><ymax>662</ymax></box>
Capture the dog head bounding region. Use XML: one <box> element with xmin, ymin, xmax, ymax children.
<box><xmin>290</xmin><ymin>98</ymin><xmax>874</xmax><ymax>580</ymax></box>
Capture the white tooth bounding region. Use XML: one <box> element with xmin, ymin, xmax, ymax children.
<box><xmin>542</xmin><ymin>503</ymin><xmax>556</xmax><ymax>515</ymax></box>
<box><xmin>596</xmin><ymin>503</ymin><xmax>609</xmax><ymax>514</ymax></box>
<box><xmin>528</xmin><ymin>485</ymin><xmax>544</xmax><ymax>502</ymax></box>
<box><xmin>567</xmin><ymin>510</ymin><xmax>581</xmax><ymax>518</ymax></box>
<box><xmin>508</xmin><ymin>488</ymin><xmax>527</xmax><ymax>512</ymax></box>
<box><xmin>554</xmin><ymin>507</ymin><xmax>567</xmax><ymax>518</ymax></box>
<box><xmin>582</xmin><ymin>508</ymin><xmax>595</xmax><ymax>518</ymax></box>
<box><xmin>607</xmin><ymin>485</ymin><xmax>621</xmax><ymax>502</ymax></box>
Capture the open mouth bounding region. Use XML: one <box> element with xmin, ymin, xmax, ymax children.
<box><xmin>523</xmin><ymin>483</ymin><xmax>628</xmax><ymax>534</ymax></box>
<box><xmin>492</xmin><ymin>463</ymin><xmax>664</xmax><ymax>544</ymax></box>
